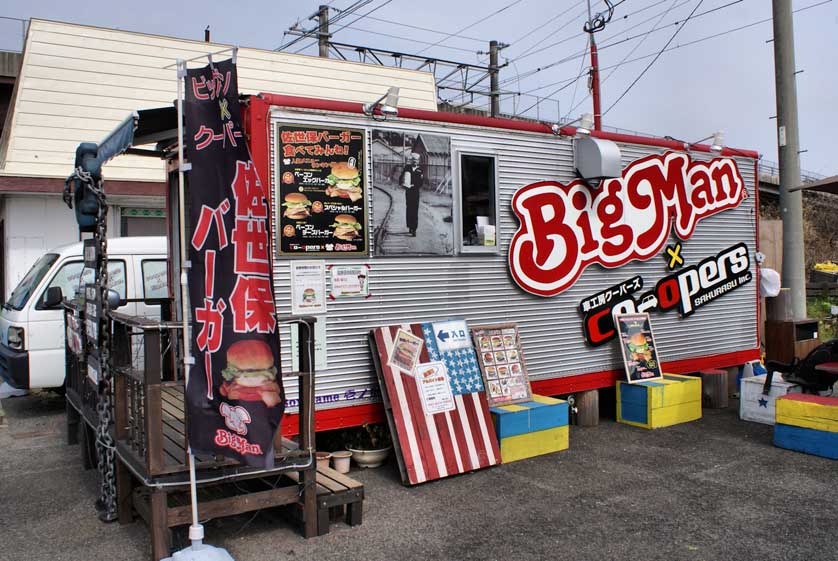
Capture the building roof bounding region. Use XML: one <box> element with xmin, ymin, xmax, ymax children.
<box><xmin>413</xmin><ymin>133</ymin><xmax>449</xmax><ymax>155</ymax></box>
<box><xmin>0</xmin><ymin>19</ymin><xmax>438</xmax><ymax>183</ymax></box>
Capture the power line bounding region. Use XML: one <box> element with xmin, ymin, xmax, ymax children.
<box><xmin>499</xmin><ymin>0</ymin><xmax>744</xmax><ymax>88</ymax></box>
<box><xmin>562</xmin><ymin>37</ymin><xmax>592</xmax><ymax>120</ymax></box>
<box><xmin>491</xmin><ymin>0</ymin><xmax>831</xmax><ymax>119</ymax></box>
<box><xmin>415</xmin><ymin>0</ymin><xmax>526</xmax><ymax>55</ymax></box>
<box><xmin>339</xmin><ymin>24</ymin><xmax>479</xmax><ymax>54</ymax></box>
<box><xmin>354</xmin><ymin>14</ymin><xmax>488</xmax><ymax>43</ymax></box>
<box><xmin>602</xmin><ymin>0</ymin><xmax>705</xmax><ymax>116</ymax></box>
<box><xmin>506</xmin><ymin>1</ymin><xmax>587</xmax><ymax>59</ymax></box>
<box><xmin>276</xmin><ymin>0</ymin><xmax>370</xmax><ymax>51</ymax></box>
<box><xmin>293</xmin><ymin>0</ymin><xmax>394</xmax><ymax>54</ymax></box>
<box><xmin>565</xmin><ymin>0</ymin><xmax>683</xmax><ymax>118</ymax></box>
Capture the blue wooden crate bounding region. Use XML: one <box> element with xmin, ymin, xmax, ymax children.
<box><xmin>490</xmin><ymin>395</ymin><xmax>568</xmax><ymax>439</ymax></box>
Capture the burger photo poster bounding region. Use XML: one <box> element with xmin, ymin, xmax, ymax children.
<box><xmin>276</xmin><ymin>124</ymin><xmax>368</xmax><ymax>256</ymax></box>
<box><xmin>184</xmin><ymin>59</ymin><xmax>284</xmax><ymax>468</ymax></box>
<box><xmin>614</xmin><ymin>313</ymin><xmax>664</xmax><ymax>384</ymax></box>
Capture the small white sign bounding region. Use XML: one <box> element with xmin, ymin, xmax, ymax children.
<box><xmin>290</xmin><ymin>315</ymin><xmax>328</xmax><ymax>372</ymax></box>
<box><xmin>87</xmin><ymin>360</ymin><xmax>99</xmax><ymax>384</ymax></box>
<box><xmin>431</xmin><ymin>319</ymin><xmax>470</xmax><ymax>352</ymax></box>
<box><xmin>778</xmin><ymin>125</ymin><xmax>787</xmax><ymax>147</ymax></box>
<box><xmin>414</xmin><ymin>361</ymin><xmax>456</xmax><ymax>415</ymax></box>
<box><xmin>329</xmin><ymin>264</ymin><xmax>370</xmax><ymax>298</ymax></box>
<box><xmin>290</xmin><ymin>260</ymin><xmax>327</xmax><ymax>315</ymax></box>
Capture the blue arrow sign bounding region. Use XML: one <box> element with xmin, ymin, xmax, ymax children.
<box><xmin>437</xmin><ymin>330</ymin><xmax>450</xmax><ymax>342</ymax></box>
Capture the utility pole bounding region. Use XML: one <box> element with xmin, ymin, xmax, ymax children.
<box><xmin>585</xmin><ymin>0</ymin><xmax>603</xmax><ymax>130</ymax></box>
<box><xmin>318</xmin><ymin>5</ymin><xmax>330</xmax><ymax>58</ymax></box>
<box><xmin>589</xmin><ymin>35</ymin><xmax>602</xmax><ymax>131</ymax></box>
<box><xmin>772</xmin><ymin>0</ymin><xmax>806</xmax><ymax>319</ymax></box>
<box><xmin>489</xmin><ymin>40</ymin><xmax>500</xmax><ymax>117</ymax></box>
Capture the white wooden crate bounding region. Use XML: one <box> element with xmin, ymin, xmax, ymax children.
<box><xmin>739</xmin><ymin>373</ymin><xmax>801</xmax><ymax>425</ymax></box>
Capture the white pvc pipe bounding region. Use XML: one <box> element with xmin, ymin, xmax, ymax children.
<box><xmin>175</xmin><ymin>58</ymin><xmax>205</xmax><ymax>546</ymax></box>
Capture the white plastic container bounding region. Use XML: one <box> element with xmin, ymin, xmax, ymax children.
<box><xmin>331</xmin><ymin>450</ymin><xmax>352</xmax><ymax>474</ymax></box>
<box><xmin>739</xmin><ymin>373</ymin><xmax>801</xmax><ymax>425</ymax></box>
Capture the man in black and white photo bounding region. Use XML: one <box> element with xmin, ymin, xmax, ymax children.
<box><xmin>401</xmin><ymin>153</ymin><xmax>424</xmax><ymax>237</ymax></box>
<box><xmin>371</xmin><ymin>129</ymin><xmax>452</xmax><ymax>256</ymax></box>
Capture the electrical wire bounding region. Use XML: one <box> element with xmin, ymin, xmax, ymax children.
<box><xmin>355</xmin><ymin>14</ymin><xmax>488</xmax><ymax>43</ymax></box>
<box><xmin>499</xmin><ymin>0</ymin><xmax>744</xmax><ymax>89</ymax></box>
<box><xmin>277</xmin><ymin>0</ymin><xmax>370</xmax><ymax>51</ymax></box>
<box><xmin>293</xmin><ymin>0</ymin><xmax>394</xmax><ymax>54</ymax></box>
<box><xmin>564</xmin><ymin>0</ymin><xmax>683</xmax><ymax>118</ymax></box>
<box><xmin>415</xmin><ymin>0</ymin><xmax>526</xmax><ymax>55</ymax></box>
<box><xmin>339</xmin><ymin>24</ymin><xmax>479</xmax><ymax>54</ymax></box>
<box><xmin>506</xmin><ymin>0</ymin><xmax>673</xmax><ymax>65</ymax></box>
<box><xmin>504</xmin><ymin>0</ymin><xmax>832</xmax><ymax>118</ymax></box>
<box><xmin>562</xmin><ymin>36</ymin><xmax>592</xmax><ymax>120</ymax></box>
<box><xmin>602</xmin><ymin>0</ymin><xmax>705</xmax><ymax>116</ymax></box>
<box><xmin>507</xmin><ymin>0</ymin><xmax>588</xmax><ymax>60</ymax></box>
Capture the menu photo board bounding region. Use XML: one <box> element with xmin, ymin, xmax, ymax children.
<box><xmin>614</xmin><ymin>313</ymin><xmax>664</xmax><ymax>383</ymax></box>
<box><xmin>276</xmin><ymin>124</ymin><xmax>367</xmax><ymax>257</ymax></box>
<box><xmin>471</xmin><ymin>323</ymin><xmax>533</xmax><ymax>406</ymax></box>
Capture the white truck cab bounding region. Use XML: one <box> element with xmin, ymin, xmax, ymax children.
<box><xmin>0</xmin><ymin>236</ymin><xmax>167</xmax><ymax>390</ymax></box>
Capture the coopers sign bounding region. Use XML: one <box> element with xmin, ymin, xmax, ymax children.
<box><xmin>508</xmin><ymin>152</ymin><xmax>747</xmax><ymax>297</ymax></box>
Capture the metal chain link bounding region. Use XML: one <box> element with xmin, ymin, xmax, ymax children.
<box><xmin>90</xmin><ymin>178</ymin><xmax>117</xmax><ymax>522</ymax></box>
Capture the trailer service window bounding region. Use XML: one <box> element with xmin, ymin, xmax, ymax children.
<box><xmin>459</xmin><ymin>154</ymin><xmax>497</xmax><ymax>251</ymax></box>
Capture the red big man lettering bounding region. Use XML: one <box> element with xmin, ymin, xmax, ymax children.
<box><xmin>509</xmin><ymin>152</ymin><xmax>746</xmax><ymax>297</ymax></box>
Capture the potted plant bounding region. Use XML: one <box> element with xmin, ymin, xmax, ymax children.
<box><xmin>346</xmin><ymin>422</ymin><xmax>392</xmax><ymax>468</ymax></box>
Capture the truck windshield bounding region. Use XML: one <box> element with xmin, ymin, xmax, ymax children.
<box><xmin>6</xmin><ymin>253</ymin><xmax>59</xmax><ymax>311</ymax></box>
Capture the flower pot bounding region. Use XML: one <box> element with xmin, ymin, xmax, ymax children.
<box><xmin>315</xmin><ymin>451</ymin><xmax>331</xmax><ymax>470</ymax></box>
<box><xmin>346</xmin><ymin>445</ymin><xmax>392</xmax><ymax>468</ymax></box>
<box><xmin>331</xmin><ymin>450</ymin><xmax>352</xmax><ymax>474</ymax></box>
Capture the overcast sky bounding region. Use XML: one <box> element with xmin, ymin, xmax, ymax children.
<box><xmin>1</xmin><ymin>0</ymin><xmax>836</xmax><ymax>175</ymax></box>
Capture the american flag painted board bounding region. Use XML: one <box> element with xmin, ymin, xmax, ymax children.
<box><xmin>371</xmin><ymin>324</ymin><xmax>501</xmax><ymax>485</ymax></box>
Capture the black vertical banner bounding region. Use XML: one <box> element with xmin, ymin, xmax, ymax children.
<box><xmin>184</xmin><ymin>59</ymin><xmax>284</xmax><ymax>467</ymax></box>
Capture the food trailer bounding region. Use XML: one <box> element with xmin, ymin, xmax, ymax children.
<box><xmin>238</xmin><ymin>93</ymin><xmax>760</xmax><ymax>435</ymax></box>
<box><xmin>60</xmin><ymin>80</ymin><xmax>761</xmax><ymax>557</ymax></box>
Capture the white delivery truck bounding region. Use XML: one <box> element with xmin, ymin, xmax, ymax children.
<box><xmin>0</xmin><ymin>236</ymin><xmax>167</xmax><ymax>391</ymax></box>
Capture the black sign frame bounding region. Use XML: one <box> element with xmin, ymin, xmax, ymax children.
<box><xmin>275</xmin><ymin>123</ymin><xmax>369</xmax><ymax>258</ymax></box>
<box><xmin>614</xmin><ymin>312</ymin><xmax>664</xmax><ymax>384</ymax></box>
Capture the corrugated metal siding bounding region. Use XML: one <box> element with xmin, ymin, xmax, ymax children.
<box><xmin>270</xmin><ymin>109</ymin><xmax>758</xmax><ymax>413</ymax></box>
<box><xmin>0</xmin><ymin>19</ymin><xmax>438</xmax><ymax>182</ymax></box>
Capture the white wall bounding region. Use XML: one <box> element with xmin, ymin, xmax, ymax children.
<box><xmin>2</xmin><ymin>194</ymin><xmax>119</xmax><ymax>299</ymax></box>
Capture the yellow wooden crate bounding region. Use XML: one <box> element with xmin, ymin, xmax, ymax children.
<box><xmin>498</xmin><ymin>425</ymin><xmax>569</xmax><ymax>463</ymax></box>
<box><xmin>617</xmin><ymin>373</ymin><xmax>702</xmax><ymax>429</ymax></box>
<box><xmin>775</xmin><ymin>394</ymin><xmax>838</xmax><ymax>433</ymax></box>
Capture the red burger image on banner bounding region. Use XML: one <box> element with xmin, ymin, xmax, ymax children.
<box><xmin>220</xmin><ymin>340</ymin><xmax>282</xmax><ymax>407</ymax></box>
<box><xmin>508</xmin><ymin>152</ymin><xmax>746</xmax><ymax>297</ymax></box>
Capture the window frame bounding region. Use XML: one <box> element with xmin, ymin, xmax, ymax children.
<box><xmin>140</xmin><ymin>258</ymin><xmax>169</xmax><ymax>301</ymax></box>
<box><xmin>36</xmin><ymin>259</ymin><xmax>127</xmax><ymax>310</ymax></box>
<box><xmin>455</xmin><ymin>150</ymin><xmax>501</xmax><ymax>255</ymax></box>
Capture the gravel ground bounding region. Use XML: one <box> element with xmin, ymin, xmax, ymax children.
<box><xmin>1</xmin><ymin>390</ymin><xmax>836</xmax><ymax>561</ymax></box>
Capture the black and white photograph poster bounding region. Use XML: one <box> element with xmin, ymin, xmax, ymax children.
<box><xmin>371</xmin><ymin>129</ymin><xmax>453</xmax><ymax>255</ymax></box>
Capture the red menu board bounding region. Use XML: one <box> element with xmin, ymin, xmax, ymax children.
<box><xmin>276</xmin><ymin>124</ymin><xmax>367</xmax><ymax>256</ymax></box>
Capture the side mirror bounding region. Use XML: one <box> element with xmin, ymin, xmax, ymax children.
<box><xmin>106</xmin><ymin>289</ymin><xmax>122</xmax><ymax>309</ymax></box>
<box><xmin>42</xmin><ymin>286</ymin><xmax>64</xmax><ymax>308</ymax></box>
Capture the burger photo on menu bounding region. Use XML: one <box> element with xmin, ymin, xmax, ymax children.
<box><xmin>282</xmin><ymin>192</ymin><xmax>311</xmax><ymax>220</ymax></box>
<box><xmin>219</xmin><ymin>340</ymin><xmax>281</xmax><ymax>407</ymax></box>
<box><xmin>326</xmin><ymin>162</ymin><xmax>363</xmax><ymax>201</ymax></box>
<box><xmin>302</xmin><ymin>288</ymin><xmax>316</xmax><ymax>303</ymax></box>
<box><xmin>331</xmin><ymin>214</ymin><xmax>362</xmax><ymax>240</ymax></box>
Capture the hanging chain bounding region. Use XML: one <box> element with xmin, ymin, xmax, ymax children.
<box><xmin>90</xmin><ymin>178</ymin><xmax>116</xmax><ymax>522</ymax></box>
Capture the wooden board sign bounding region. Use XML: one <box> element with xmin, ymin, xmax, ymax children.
<box><xmin>614</xmin><ymin>313</ymin><xmax>663</xmax><ymax>384</ymax></box>
<box><xmin>471</xmin><ymin>323</ymin><xmax>533</xmax><ymax>406</ymax></box>
<box><xmin>370</xmin><ymin>323</ymin><xmax>500</xmax><ymax>486</ymax></box>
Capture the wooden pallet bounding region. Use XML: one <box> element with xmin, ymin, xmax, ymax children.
<box><xmin>285</xmin><ymin>465</ymin><xmax>364</xmax><ymax>535</ymax></box>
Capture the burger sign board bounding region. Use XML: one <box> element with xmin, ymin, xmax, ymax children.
<box><xmin>277</xmin><ymin>125</ymin><xmax>368</xmax><ymax>256</ymax></box>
